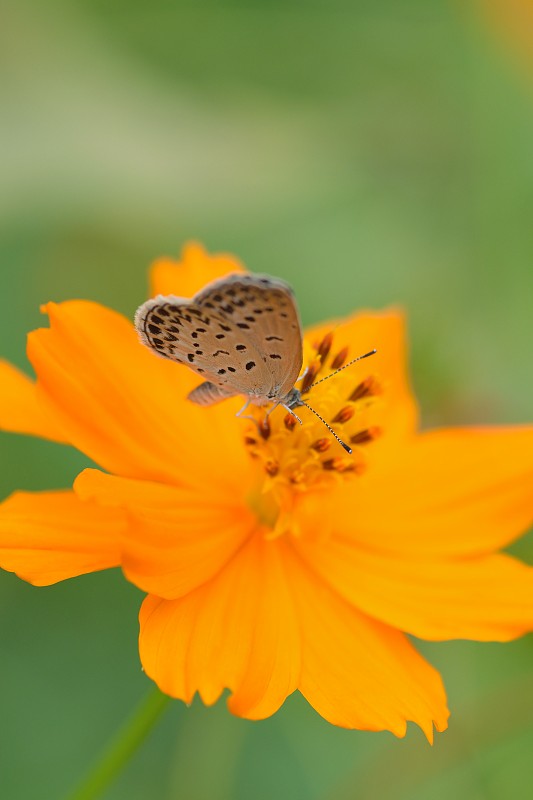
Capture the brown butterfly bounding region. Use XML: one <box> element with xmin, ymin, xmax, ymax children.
<box><xmin>135</xmin><ymin>273</ymin><xmax>375</xmax><ymax>452</ymax></box>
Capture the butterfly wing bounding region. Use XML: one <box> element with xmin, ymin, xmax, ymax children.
<box><xmin>135</xmin><ymin>273</ymin><xmax>303</xmax><ymax>402</ymax></box>
<box><xmin>194</xmin><ymin>274</ymin><xmax>303</xmax><ymax>399</ymax></box>
<box><xmin>187</xmin><ymin>381</ymin><xmax>239</xmax><ymax>406</ymax></box>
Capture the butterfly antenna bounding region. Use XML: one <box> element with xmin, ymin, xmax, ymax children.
<box><xmin>301</xmin><ymin>401</ymin><xmax>352</xmax><ymax>454</ymax></box>
<box><xmin>308</xmin><ymin>349</ymin><xmax>377</xmax><ymax>390</ymax></box>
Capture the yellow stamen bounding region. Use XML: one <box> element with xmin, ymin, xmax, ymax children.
<box><xmin>244</xmin><ymin>334</ymin><xmax>382</xmax><ymax>538</ymax></box>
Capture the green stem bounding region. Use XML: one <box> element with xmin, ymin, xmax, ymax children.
<box><xmin>64</xmin><ymin>686</ymin><xmax>172</xmax><ymax>800</ymax></box>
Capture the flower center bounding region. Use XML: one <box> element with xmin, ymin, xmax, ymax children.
<box><xmin>244</xmin><ymin>331</ymin><xmax>383</xmax><ymax>537</ymax></box>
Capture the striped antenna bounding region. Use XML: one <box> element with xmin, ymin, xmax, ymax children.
<box><xmin>308</xmin><ymin>349</ymin><xmax>377</xmax><ymax>390</ymax></box>
<box><xmin>279</xmin><ymin>347</ymin><xmax>377</xmax><ymax>454</ymax></box>
<box><xmin>301</xmin><ymin>401</ymin><xmax>352</xmax><ymax>454</ymax></box>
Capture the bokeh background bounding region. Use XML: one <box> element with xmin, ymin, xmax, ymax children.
<box><xmin>1</xmin><ymin>1</ymin><xmax>533</xmax><ymax>798</ymax></box>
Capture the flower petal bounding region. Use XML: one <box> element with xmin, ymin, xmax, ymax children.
<box><xmin>0</xmin><ymin>360</ymin><xmax>66</xmax><ymax>442</ymax></box>
<box><xmin>321</xmin><ymin>426</ymin><xmax>533</xmax><ymax>558</ymax></box>
<box><xmin>284</xmin><ymin>544</ymin><xmax>449</xmax><ymax>741</ymax></box>
<box><xmin>293</xmin><ymin>534</ymin><xmax>533</xmax><ymax>642</ymax></box>
<box><xmin>139</xmin><ymin>533</ymin><xmax>448</xmax><ymax>738</ymax></box>
<box><xmin>75</xmin><ymin>468</ymin><xmax>256</xmax><ymax>598</ymax></box>
<box><xmin>27</xmin><ymin>300</ymin><xmax>249</xmax><ymax>491</ymax></box>
<box><xmin>0</xmin><ymin>490</ymin><xmax>123</xmax><ymax>585</ymax></box>
<box><xmin>149</xmin><ymin>242</ymin><xmax>245</xmax><ymax>298</ymax></box>
<box><xmin>304</xmin><ymin>310</ymin><xmax>418</xmax><ymax>448</ymax></box>
<box><xmin>139</xmin><ymin>534</ymin><xmax>301</xmax><ymax>718</ymax></box>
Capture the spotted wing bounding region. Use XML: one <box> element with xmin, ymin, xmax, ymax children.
<box><xmin>134</xmin><ymin>272</ymin><xmax>303</xmax><ymax>402</ymax></box>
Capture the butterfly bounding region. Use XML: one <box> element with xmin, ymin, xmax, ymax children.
<box><xmin>135</xmin><ymin>272</ymin><xmax>303</xmax><ymax>405</ymax></box>
<box><xmin>135</xmin><ymin>273</ymin><xmax>375</xmax><ymax>452</ymax></box>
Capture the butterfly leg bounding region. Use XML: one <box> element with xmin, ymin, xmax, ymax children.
<box><xmin>236</xmin><ymin>398</ymin><xmax>252</xmax><ymax>418</ymax></box>
<box><xmin>235</xmin><ymin>397</ymin><xmax>258</xmax><ymax>424</ymax></box>
<box><xmin>264</xmin><ymin>403</ymin><xmax>277</xmax><ymax>420</ymax></box>
<box><xmin>280</xmin><ymin>404</ymin><xmax>303</xmax><ymax>424</ymax></box>
<box><xmin>295</xmin><ymin>367</ymin><xmax>309</xmax><ymax>384</ymax></box>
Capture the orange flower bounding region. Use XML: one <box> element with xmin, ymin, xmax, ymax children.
<box><xmin>1</xmin><ymin>242</ymin><xmax>533</xmax><ymax>743</ymax></box>
<box><xmin>477</xmin><ymin>0</ymin><xmax>533</xmax><ymax>76</ymax></box>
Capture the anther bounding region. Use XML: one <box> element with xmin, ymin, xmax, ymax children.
<box><xmin>340</xmin><ymin>462</ymin><xmax>366</xmax><ymax>475</ymax></box>
<box><xmin>348</xmin><ymin>376</ymin><xmax>381</xmax><ymax>402</ymax></box>
<box><xmin>284</xmin><ymin>414</ymin><xmax>297</xmax><ymax>431</ymax></box>
<box><xmin>323</xmin><ymin>458</ymin><xmax>365</xmax><ymax>474</ymax></box>
<box><xmin>322</xmin><ymin>457</ymin><xmax>346</xmax><ymax>471</ymax></box>
<box><xmin>317</xmin><ymin>332</ymin><xmax>334</xmax><ymax>361</ymax></box>
<box><xmin>301</xmin><ymin>361</ymin><xmax>320</xmax><ymax>394</ymax></box>
<box><xmin>290</xmin><ymin>470</ymin><xmax>305</xmax><ymax>485</ymax></box>
<box><xmin>244</xmin><ymin>436</ymin><xmax>258</xmax><ymax>446</ymax></box>
<box><xmin>311</xmin><ymin>438</ymin><xmax>331</xmax><ymax>453</ymax></box>
<box><xmin>265</xmin><ymin>459</ymin><xmax>279</xmax><ymax>477</ymax></box>
<box><xmin>332</xmin><ymin>405</ymin><xmax>355</xmax><ymax>424</ymax></box>
<box><xmin>258</xmin><ymin>417</ymin><xmax>271</xmax><ymax>440</ymax></box>
<box><xmin>330</xmin><ymin>346</ymin><xmax>349</xmax><ymax>370</ymax></box>
<box><xmin>350</xmin><ymin>426</ymin><xmax>382</xmax><ymax>445</ymax></box>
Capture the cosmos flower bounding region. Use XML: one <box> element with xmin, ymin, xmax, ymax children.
<box><xmin>1</xmin><ymin>242</ymin><xmax>533</xmax><ymax>743</ymax></box>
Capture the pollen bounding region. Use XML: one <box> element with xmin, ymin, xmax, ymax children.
<box><xmin>243</xmin><ymin>332</ymin><xmax>383</xmax><ymax>537</ymax></box>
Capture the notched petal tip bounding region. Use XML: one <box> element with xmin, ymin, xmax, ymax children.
<box><xmin>0</xmin><ymin>359</ymin><xmax>66</xmax><ymax>443</ymax></box>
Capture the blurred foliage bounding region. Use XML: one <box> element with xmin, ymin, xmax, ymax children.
<box><xmin>0</xmin><ymin>1</ymin><xmax>532</xmax><ymax>798</ymax></box>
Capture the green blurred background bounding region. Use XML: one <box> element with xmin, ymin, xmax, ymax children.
<box><xmin>1</xmin><ymin>1</ymin><xmax>532</xmax><ymax>797</ymax></box>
